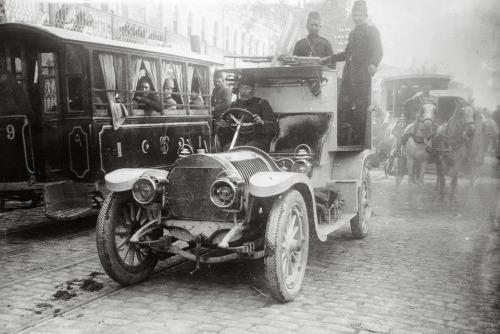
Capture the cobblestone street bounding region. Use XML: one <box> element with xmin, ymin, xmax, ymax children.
<box><xmin>1</xmin><ymin>168</ymin><xmax>499</xmax><ymax>334</ymax></box>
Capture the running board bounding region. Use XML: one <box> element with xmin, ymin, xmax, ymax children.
<box><xmin>46</xmin><ymin>207</ymin><xmax>98</xmax><ymax>221</ymax></box>
<box><xmin>44</xmin><ymin>181</ymin><xmax>94</xmax><ymax>221</ymax></box>
<box><xmin>316</xmin><ymin>214</ymin><xmax>356</xmax><ymax>238</ymax></box>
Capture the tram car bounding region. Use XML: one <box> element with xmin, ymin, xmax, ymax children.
<box><xmin>0</xmin><ymin>23</ymin><xmax>221</xmax><ymax>220</ymax></box>
<box><xmin>96</xmin><ymin>60</ymin><xmax>374</xmax><ymax>303</ymax></box>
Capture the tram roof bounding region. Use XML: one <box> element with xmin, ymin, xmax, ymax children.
<box><xmin>379</xmin><ymin>73</ymin><xmax>452</xmax><ymax>85</ymax></box>
<box><xmin>0</xmin><ymin>23</ymin><xmax>223</xmax><ymax>66</ymax></box>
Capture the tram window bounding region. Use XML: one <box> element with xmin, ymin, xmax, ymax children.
<box><xmin>187</xmin><ymin>65</ymin><xmax>209</xmax><ymax>112</ymax></box>
<box><xmin>68</xmin><ymin>76</ymin><xmax>84</xmax><ymax>111</ymax></box>
<box><xmin>161</xmin><ymin>60</ymin><xmax>184</xmax><ymax>112</ymax></box>
<box><xmin>387</xmin><ymin>89</ymin><xmax>394</xmax><ymax>111</ymax></box>
<box><xmin>41</xmin><ymin>53</ymin><xmax>58</xmax><ymax>113</ymax></box>
<box><xmin>0</xmin><ymin>47</ymin><xmax>5</xmax><ymax>70</ymax></box>
<box><xmin>66</xmin><ymin>45</ymin><xmax>83</xmax><ymax>74</ymax></box>
<box><xmin>92</xmin><ymin>52</ymin><xmax>127</xmax><ymax>118</ymax></box>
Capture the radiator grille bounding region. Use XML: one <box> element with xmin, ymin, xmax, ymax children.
<box><xmin>229</xmin><ymin>158</ymin><xmax>270</xmax><ymax>184</ymax></box>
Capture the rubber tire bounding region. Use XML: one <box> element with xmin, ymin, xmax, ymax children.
<box><xmin>350</xmin><ymin>167</ymin><xmax>372</xmax><ymax>239</ymax></box>
<box><xmin>96</xmin><ymin>192</ymin><xmax>159</xmax><ymax>286</ymax></box>
<box><xmin>264</xmin><ymin>189</ymin><xmax>309</xmax><ymax>303</ymax></box>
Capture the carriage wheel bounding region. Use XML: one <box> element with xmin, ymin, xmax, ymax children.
<box><xmin>264</xmin><ymin>189</ymin><xmax>309</xmax><ymax>303</ymax></box>
<box><xmin>350</xmin><ymin>167</ymin><xmax>372</xmax><ymax>239</ymax></box>
<box><xmin>96</xmin><ymin>192</ymin><xmax>161</xmax><ymax>286</ymax></box>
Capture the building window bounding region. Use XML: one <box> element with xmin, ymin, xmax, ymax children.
<box><xmin>201</xmin><ymin>17</ymin><xmax>206</xmax><ymax>43</ymax></box>
<box><xmin>225</xmin><ymin>27</ymin><xmax>230</xmax><ymax>50</ymax></box>
<box><xmin>241</xmin><ymin>33</ymin><xmax>245</xmax><ymax>55</ymax></box>
<box><xmin>188</xmin><ymin>11</ymin><xmax>192</xmax><ymax>36</ymax></box>
<box><xmin>173</xmin><ymin>5</ymin><xmax>179</xmax><ymax>34</ymax></box>
<box><xmin>213</xmin><ymin>22</ymin><xmax>218</xmax><ymax>47</ymax></box>
<box><xmin>233</xmin><ymin>30</ymin><xmax>238</xmax><ymax>53</ymax></box>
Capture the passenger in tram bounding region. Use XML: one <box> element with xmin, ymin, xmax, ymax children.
<box><xmin>0</xmin><ymin>69</ymin><xmax>33</xmax><ymax>119</ymax></box>
<box><xmin>161</xmin><ymin>78</ymin><xmax>177</xmax><ymax>113</ymax></box>
<box><xmin>189</xmin><ymin>90</ymin><xmax>205</xmax><ymax>110</ymax></box>
<box><xmin>211</xmin><ymin>73</ymin><xmax>232</xmax><ymax>120</ymax></box>
<box><xmin>132</xmin><ymin>76</ymin><xmax>162</xmax><ymax>116</ymax></box>
<box><xmin>320</xmin><ymin>0</ymin><xmax>383</xmax><ymax>145</ymax></box>
<box><xmin>218</xmin><ymin>72</ymin><xmax>278</xmax><ymax>151</ymax></box>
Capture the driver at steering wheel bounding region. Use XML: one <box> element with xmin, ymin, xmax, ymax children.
<box><xmin>218</xmin><ymin>72</ymin><xmax>279</xmax><ymax>151</ymax></box>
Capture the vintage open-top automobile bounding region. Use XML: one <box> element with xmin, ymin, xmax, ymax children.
<box><xmin>96</xmin><ymin>62</ymin><xmax>373</xmax><ymax>302</ymax></box>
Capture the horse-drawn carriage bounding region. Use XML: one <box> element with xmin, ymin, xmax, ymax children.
<box><xmin>96</xmin><ymin>61</ymin><xmax>374</xmax><ymax>302</ymax></box>
<box><xmin>387</xmin><ymin>89</ymin><xmax>481</xmax><ymax>202</ymax></box>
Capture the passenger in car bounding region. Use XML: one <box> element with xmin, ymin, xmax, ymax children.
<box><xmin>132</xmin><ymin>76</ymin><xmax>162</xmax><ymax>116</ymax></box>
<box><xmin>219</xmin><ymin>72</ymin><xmax>278</xmax><ymax>151</ymax></box>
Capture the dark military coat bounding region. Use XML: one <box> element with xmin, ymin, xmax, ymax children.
<box><xmin>332</xmin><ymin>23</ymin><xmax>383</xmax><ymax>84</ymax></box>
<box><xmin>211</xmin><ymin>86</ymin><xmax>232</xmax><ymax>119</ymax></box>
<box><xmin>230</xmin><ymin>97</ymin><xmax>279</xmax><ymax>139</ymax></box>
<box><xmin>293</xmin><ymin>35</ymin><xmax>333</xmax><ymax>58</ymax></box>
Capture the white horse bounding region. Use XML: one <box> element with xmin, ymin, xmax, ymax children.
<box><xmin>396</xmin><ymin>103</ymin><xmax>437</xmax><ymax>202</ymax></box>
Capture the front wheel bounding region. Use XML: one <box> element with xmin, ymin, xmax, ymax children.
<box><xmin>264</xmin><ymin>189</ymin><xmax>309</xmax><ymax>303</ymax></box>
<box><xmin>350</xmin><ymin>167</ymin><xmax>372</xmax><ymax>239</ymax></box>
<box><xmin>96</xmin><ymin>192</ymin><xmax>160</xmax><ymax>286</ymax></box>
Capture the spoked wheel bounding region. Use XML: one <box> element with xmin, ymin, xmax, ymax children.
<box><xmin>96</xmin><ymin>192</ymin><xmax>161</xmax><ymax>286</ymax></box>
<box><xmin>350</xmin><ymin>167</ymin><xmax>372</xmax><ymax>239</ymax></box>
<box><xmin>264</xmin><ymin>189</ymin><xmax>309</xmax><ymax>303</ymax></box>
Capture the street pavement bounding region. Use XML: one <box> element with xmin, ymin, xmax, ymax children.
<box><xmin>1</xmin><ymin>166</ymin><xmax>499</xmax><ymax>334</ymax></box>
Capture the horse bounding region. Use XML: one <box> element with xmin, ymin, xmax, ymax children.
<box><xmin>433</xmin><ymin>100</ymin><xmax>476</xmax><ymax>203</ymax></box>
<box><xmin>395</xmin><ymin>103</ymin><xmax>437</xmax><ymax>202</ymax></box>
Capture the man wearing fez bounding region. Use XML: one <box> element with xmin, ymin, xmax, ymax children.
<box><xmin>218</xmin><ymin>72</ymin><xmax>278</xmax><ymax>151</ymax></box>
<box><xmin>293</xmin><ymin>11</ymin><xmax>333</xmax><ymax>58</ymax></box>
<box><xmin>321</xmin><ymin>0</ymin><xmax>383</xmax><ymax>145</ymax></box>
<box><xmin>211</xmin><ymin>73</ymin><xmax>232</xmax><ymax>120</ymax></box>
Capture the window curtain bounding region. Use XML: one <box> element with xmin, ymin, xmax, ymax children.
<box><xmin>142</xmin><ymin>59</ymin><xmax>158</xmax><ymax>91</ymax></box>
<box><xmin>114</xmin><ymin>55</ymin><xmax>127</xmax><ymax>100</ymax></box>
<box><xmin>195</xmin><ymin>68</ymin><xmax>208</xmax><ymax>95</ymax></box>
<box><xmin>187</xmin><ymin>66</ymin><xmax>194</xmax><ymax>94</ymax></box>
<box><xmin>98</xmin><ymin>54</ymin><xmax>128</xmax><ymax>130</ymax></box>
<box><xmin>171</xmin><ymin>63</ymin><xmax>184</xmax><ymax>105</ymax></box>
<box><xmin>131</xmin><ymin>57</ymin><xmax>143</xmax><ymax>91</ymax></box>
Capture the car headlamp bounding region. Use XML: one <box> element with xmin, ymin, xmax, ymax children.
<box><xmin>292</xmin><ymin>159</ymin><xmax>312</xmax><ymax>175</ymax></box>
<box><xmin>132</xmin><ymin>176</ymin><xmax>159</xmax><ymax>205</ymax></box>
<box><xmin>210</xmin><ymin>172</ymin><xmax>245</xmax><ymax>209</ymax></box>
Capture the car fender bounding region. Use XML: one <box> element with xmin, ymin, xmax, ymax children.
<box><xmin>104</xmin><ymin>168</ymin><xmax>169</xmax><ymax>192</ymax></box>
<box><xmin>249</xmin><ymin>171</ymin><xmax>319</xmax><ymax>239</ymax></box>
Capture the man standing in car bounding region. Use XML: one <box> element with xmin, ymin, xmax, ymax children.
<box><xmin>321</xmin><ymin>0</ymin><xmax>383</xmax><ymax>145</ymax></box>
<box><xmin>293</xmin><ymin>11</ymin><xmax>333</xmax><ymax>58</ymax></box>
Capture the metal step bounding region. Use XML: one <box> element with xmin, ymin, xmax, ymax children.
<box><xmin>316</xmin><ymin>214</ymin><xmax>356</xmax><ymax>239</ymax></box>
<box><xmin>45</xmin><ymin>207</ymin><xmax>98</xmax><ymax>221</ymax></box>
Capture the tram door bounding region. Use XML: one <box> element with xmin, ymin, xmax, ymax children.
<box><xmin>35</xmin><ymin>52</ymin><xmax>63</xmax><ymax>181</ymax></box>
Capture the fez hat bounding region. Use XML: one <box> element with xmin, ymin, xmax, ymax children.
<box><xmin>352</xmin><ymin>0</ymin><xmax>367</xmax><ymax>13</ymax></box>
<box><xmin>163</xmin><ymin>77</ymin><xmax>174</xmax><ymax>90</ymax></box>
<box><xmin>238</xmin><ymin>72</ymin><xmax>255</xmax><ymax>87</ymax></box>
<box><xmin>307</xmin><ymin>11</ymin><xmax>321</xmax><ymax>23</ymax></box>
<box><xmin>214</xmin><ymin>71</ymin><xmax>224</xmax><ymax>81</ymax></box>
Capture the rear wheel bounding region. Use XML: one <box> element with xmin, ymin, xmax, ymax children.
<box><xmin>350</xmin><ymin>167</ymin><xmax>372</xmax><ymax>239</ymax></box>
<box><xmin>264</xmin><ymin>189</ymin><xmax>309</xmax><ymax>303</ymax></box>
<box><xmin>96</xmin><ymin>192</ymin><xmax>160</xmax><ymax>286</ymax></box>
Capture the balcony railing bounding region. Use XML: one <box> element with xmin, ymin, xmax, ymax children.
<box><xmin>1</xmin><ymin>0</ymin><xmax>234</xmax><ymax>59</ymax></box>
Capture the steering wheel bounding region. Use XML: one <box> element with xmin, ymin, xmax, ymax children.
<box><xmin>218</xmin><ymin>108</ymin><xmax>257</xmax><ymax>151</ymax></box>
<box><xmin>219</xmin><ymin>108</ymin><xmax>256</xmax><ymax>135</ymax></box>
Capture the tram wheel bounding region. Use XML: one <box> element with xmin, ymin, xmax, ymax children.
<box><xmin>350</xmin><ymin>167</ymin><xmax>372</xmax><ymax>239</ymax></box>
<box><xmin>96</xmin><ymin>192</ymin><xmax>160</xmax><ymax>286</ymax></box>
<box><xmin>264</xmin><ymin>189</ymin><xmax>309</xmax><ymax>303</ymax></box>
